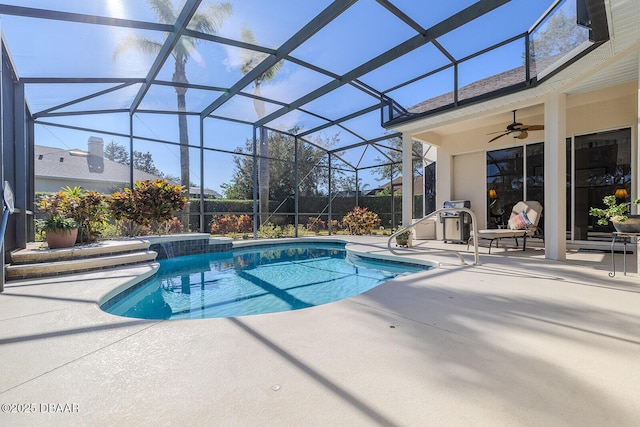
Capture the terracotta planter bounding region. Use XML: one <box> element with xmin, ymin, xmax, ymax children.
<box><xmin>46</xmin><ymin>228</ymin><xmax>78</xmax><ymax>249</ymax></box>
<box><xmin>612</xmin><ymin>215</ymin><xmax>640</xmax><ymax>233</ymax></box>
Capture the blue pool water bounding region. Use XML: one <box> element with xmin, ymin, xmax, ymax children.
<box><xmin>102</xmin><ymin>242</ymin><xmax>427</xmax><ymax>320</ymax></box>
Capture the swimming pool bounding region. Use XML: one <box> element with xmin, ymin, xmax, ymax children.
<box><xmin>102</xmin><ymin>242</ymin><xmax>428</xmax><ymax>320</ymax></box>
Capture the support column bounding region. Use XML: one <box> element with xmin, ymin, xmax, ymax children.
<box><xmin>14</xmin><ymin>82</ymin><xmax>27</xmax><ymax>246</ymax></box>
<box><xmin>635</xmin><ymin>53</ymin><xmax>640</xmax><ymax>273</ymax></box>
<box><xmin>544</xmin><ymin>93</ymin><xmax>567</xmax><ymax>260</ymax></box>
<box><xmin>401</xmin><ymin>133</ymin><xmax>412</xmax><ymax>227</ymax></box>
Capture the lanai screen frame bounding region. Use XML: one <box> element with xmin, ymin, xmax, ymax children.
<box><xmin>0</xmin><ymin>0</ymin><xmax>606</xmax><ymax>237</ymax></box>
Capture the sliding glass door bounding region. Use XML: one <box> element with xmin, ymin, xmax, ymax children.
<box><xmin>571</xmin><ymin>128</ymin><xmax>631</xmax><ymax>241</ymax></box>
<box><xmin>486</xmin><ymin>143</ymin><xmax>544</xmax><ymax>229</ymax></box>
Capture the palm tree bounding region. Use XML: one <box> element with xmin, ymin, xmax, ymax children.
<box><xmin>239</xmin><ymin>26</ymin><xmax>282</xmax><ymax>226</ymax></box>
<box><xmin>114</xmin><ymin>0</ymin><xmax>232</xmax><ymax>230</ymax></box>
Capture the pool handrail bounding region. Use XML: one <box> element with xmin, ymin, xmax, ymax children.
<box><xmin>387</xmin><ymin>207</ymin><xmax>480</xmax><ymax>266</ymax></box>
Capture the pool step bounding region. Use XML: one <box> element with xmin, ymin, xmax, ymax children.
<box><xmin>7</xmin><ymin>240</ymin><xmax>157</xmax><ymax>280</ymax></box>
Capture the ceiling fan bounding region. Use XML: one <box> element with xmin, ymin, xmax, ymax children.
<box><xmin>487</xmin><ymin>110</ymin><xmax>544</xmax><ymax>143</ymax></box>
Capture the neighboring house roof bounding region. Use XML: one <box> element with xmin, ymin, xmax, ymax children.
<box><xmin>35</xmin><ymin>145</ymin><xmax>160</xmax><ymax>185</ymax></box>
<box><xmin>36</xmin><ymin>145</ymin><xmax>222</xmax><ymax>197</ymax></box>
<box><xmin>189</xmin><ymin>186</ymin><xmax>222</xmax><ymax>199</ymax></box>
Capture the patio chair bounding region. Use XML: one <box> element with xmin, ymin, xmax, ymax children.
<box><xmin>468</xmin><ymin>201</ymin><xmax>543</xmax><ymax>254</ymax></box>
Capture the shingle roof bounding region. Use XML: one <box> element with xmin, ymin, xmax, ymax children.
<box><xmin>35</xmin><ymin>145</ymin><xmax>160</xmax><ymax>184</ymax></box>
<box><xmin>407</xmin><ymin>54</ymin><xmax>562</xmax><ymax>116</ymax></box>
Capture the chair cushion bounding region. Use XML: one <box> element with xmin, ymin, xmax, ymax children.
<box><xmin>508</xmin><ymin>212</ymin><xmax>530</xmax><ymax>230</ymax></box>
<box><xmin>477</xmin><ymin>229</ymin><xmax>522</xmax><ymax>239</ymax></box>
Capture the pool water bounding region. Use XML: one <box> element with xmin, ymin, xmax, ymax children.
<box><xmin>102</xmin><ymin>242</ymin><xmax>427</xmax><ymax>320</ymax></box>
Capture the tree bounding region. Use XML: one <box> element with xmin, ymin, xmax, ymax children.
<box><xmin>104</xmin><ymin>141</ymin><xmax>178</xmax><ymax>181</ymax></box>
<box><xmin>104</xmin><ymin>140</ymin><xmax>129</xmax><ymax>165</ymax></box>
<box><xmin>529</xmin><ymin>9</ymin><xmax>587</xmax><ymax>62</ymax></box>
<box><xmin>222</xmin><ymin>130</ymin><xmax>334</xmax><ymax>201</ymax></box>
<box><xmin>239</xmin><ymin>26</ymin><xmax>283</xmax><ymax>225</ymax></box>
<box><xmin>373</xmin><ymin>135</ymin><xmax>423</xmax><ymax>182</ymax></box>
<box><xmin>114</xmin><ymin>0</ymin><xmax>232</xmax><ymax>230</ymax></box>
<box><xmin>133</xmin><ymin>151</ymin><xmax>161</xmax><ymax>176</ymax></box>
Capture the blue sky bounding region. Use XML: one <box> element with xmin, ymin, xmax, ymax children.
<box><xmin>0</xmin><ymin>0</ymin><xmax>564</xmax><ymax>194</ymax></box>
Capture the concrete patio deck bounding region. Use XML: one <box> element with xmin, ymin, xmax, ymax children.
<box><xmin>0</xmin><ymin>236</ymin><xmax>638</xmax><ymax>426</ymax></box>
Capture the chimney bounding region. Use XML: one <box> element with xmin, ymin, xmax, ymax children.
<box><xmin>87</xmin><ymin>136</ymin><xmax>104</xmax><ymax>173</ymax></box>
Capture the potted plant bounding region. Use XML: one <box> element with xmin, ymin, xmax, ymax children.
<box><xmin>37</xmin><ymin>215</ymin><xmax>78</xmax><ymax>249</ymax></box>
<box><xmin>37</xmin><ymin>186</ymin><xmax>109</xmax><ymax>243</ymax></box>
<box><xmin>395</xmin><ymin>228</ymin><xmax>412</xmax><ymax>247</ymax></box>
<box><xmin>589</xmin><ymin>195</ymin><xmax>640</xmax><ymax>232</ymax></box>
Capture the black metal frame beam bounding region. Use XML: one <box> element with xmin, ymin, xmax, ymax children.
<box><xmin>0</xmin><ymin>4</ymin><xmax>172</xmax><ymax>32</ymax></box>
<box><xmin>255</xmin><ymin>0</ymin><xmax>510</xmax><ymax>128</ymax></box>
<box><xmin>130</xmin><ymin>0</ymin><xmax>203</xmax><ymax>113</ymax></box>
<box><xmin>201</xmin><ymin>0</ymin><xmax>357</xmax><ymax>118</ymax></box>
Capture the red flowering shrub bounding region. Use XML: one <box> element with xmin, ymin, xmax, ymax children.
<box><xmin>307</xmin><ymin>217</ymin><xmax>326</xmax><ymax>232</ymax></box>
<box><xmin>236</xmin><ymin>215</ymin><xmax>253</xmax><ymax>233</ymax></box>
<box><xmin>210</xmin><ymin>214</ymin><xmax>254</xmax><ymax>235</ymax></box>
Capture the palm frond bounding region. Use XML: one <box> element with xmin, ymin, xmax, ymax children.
<box><xmin>239</xmin><ymin>25</ymin><xmax>283</xmax><ymax>83</ymax></box>
<box><xmin>239</xmin><ymin>26</ymin><xmax>265</xmax><ymax>75</ymax></box>
<box><xmin>148</xmin><ymin>0</ymin><xmax>177</xmax><ymax>25</ymax></box>
<box><xmin>189</xmin><ymin>2</ymin><xmax>232</xmax><ymax>35</ymax></box>
<box><xmin>113</xmin><ymin>35</ymin><xmax>163</xmax><ymax>61</ymax></box>
<box><xmin>262</xmin><ymin>61</ymin><xmax>283</xmax><ymax>83</ymax></box>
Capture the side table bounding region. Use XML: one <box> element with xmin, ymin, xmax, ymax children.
<box><xmin>610</xmin><ymin>232</ymin><xmax>640</xmax><ymax>277</ymax></box>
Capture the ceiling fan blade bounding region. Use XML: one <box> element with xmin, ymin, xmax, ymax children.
<box><xmin>488</xmin><ymin>132</ymin><xmax>509</xmax><ymax>143</ymax></box>
<box><xmin>516</xmin><ymin>130</ymin><xmax>529</xmax><ymax>139</ymax></box>
<box><xmin>524</xmin><ymin>124</ymin><xmax>544</xmax><ymax>131</ymax></box>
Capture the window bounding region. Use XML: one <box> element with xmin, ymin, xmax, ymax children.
<box><xmin>571</xmin><ymin>128</ymin><xmax>631</xmax><ymax>241</ymax></box>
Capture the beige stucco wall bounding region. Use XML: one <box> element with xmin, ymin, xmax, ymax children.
<box><xmin>452</xmin><ymin>152</ymin><xmax>486</xmax><ymax>227</ymax></box>
<box><xmin>35</xmin><ymin>178</ymin><xmax>127</xmax><ymax>195</ymax></box>
<box><xmin>418</xmin><ymin>82</ymin><xmax>637</xmax><ymax>228</ymax></box>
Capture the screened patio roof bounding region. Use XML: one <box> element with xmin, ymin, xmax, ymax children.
<box><xmin>0</xmin><ymin>0</ymin><xmax>601</xmax><ymax>181</ymax></box>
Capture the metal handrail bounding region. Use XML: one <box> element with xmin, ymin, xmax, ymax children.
<box><xmin>387</xmin><ymin>207</ymin><xmax>480</xmax><ymax>265</ymax></box>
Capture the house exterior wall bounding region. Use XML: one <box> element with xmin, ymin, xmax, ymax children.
<box><xmin>452</xmin><ymin>152</ymin><xmax>486</xmax><ymax>228</ymax></box>
<box><xmin>424</xmin><ymin>82</ymin><xmax>637</xmax><ymax>233</ymax></box>
<box><xmin>35</xmin><ymin>178</ymin><xmax>127</xmax><ymax>195</ymax></box>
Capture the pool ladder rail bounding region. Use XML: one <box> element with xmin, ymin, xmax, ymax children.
<box><xmin>387</xmin><ymin>207</ymin><xmax>480</xmax><ymax>266</ymax></box>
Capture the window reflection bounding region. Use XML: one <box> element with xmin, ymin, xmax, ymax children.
<box><xmin>486</xmin><ymin>143</ymin><xmax>545</xmax><ymax>230</ymax></box>
<box><xmin>573</xmin><ymin>128</ymin><xmax>631</xmax><ymax>241</ymax></box>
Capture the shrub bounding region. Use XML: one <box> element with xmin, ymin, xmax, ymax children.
<box><xmin>257</xmin><ymin>222</ymin><xmax>283</xmax><ymax>238</ymax></box>
<box><xmin>210</xmin><ymin>215</ymin><xmax>237</xmax><ymax>235</ymax></box>
<box><xmin>236</xmin><ymin>215</ymin><xmax>253</xmax><ymax>233</ymax></box>
<box><xmin>341</xmin><ymin>206</ymin><xmax>380</xmax><ymax>235</ymax></box>
<box><xmin>159</xmin><ymin>217</ymin><xmax>184</xmax><ymax>234</ymax></box>
<box><xmin>108</xmin><ymin>179</ymin><xmax>187</xmax><ymax>235</ymax></box>
<box><xmin>210</xmin><ymin>214</ymin><xmax>254</xmax><ymax>235</ymax></box>
<box><xmin>307</xmin><ymin>217</ymin><xmax>326</xmax><ymax>232</ymax></box>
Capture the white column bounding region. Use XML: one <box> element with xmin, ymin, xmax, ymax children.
<box><xmin>544</xmin><ymin>93</ymin><xmax>567</xmax><ymax>260</ymax></box>
<box><xmin>402</xmin><ymin>133</ymin><xmax>413</xmax><ymax>227</ymax></box>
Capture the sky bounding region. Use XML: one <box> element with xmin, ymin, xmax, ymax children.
<box><xmin>0</xmin><ymin>0</ymin><xmax>566</xmax><ymax>194</ymax></box>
